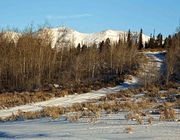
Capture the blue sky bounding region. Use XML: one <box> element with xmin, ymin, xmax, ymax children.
<box><xmin>0</xmin><ymin>0</ymin><xmax>180</xmax><ymax>36</ymax></box>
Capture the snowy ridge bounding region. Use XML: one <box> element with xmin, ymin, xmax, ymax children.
<box><xmin>1</xmin><ymin>27</ymin><xmax>150</xmax><ymax>48</ymax></box>
<box><xmin>37</xmin><ymin>27</ymin><xmax>150</xmax><ymax>48</ymax></box>
<box><xmin>1</xmin><ymin>31</ymin><xmax>21</xmax><ymax>44</ymax></box>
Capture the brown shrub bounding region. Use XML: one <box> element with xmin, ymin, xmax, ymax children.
<box><xmin>43</xmin><ymin>107</ymin><xmax>62</xmax><ymax>119</ymax></box>
<box><xmin>147</xmin><ymin>116</ymin><xmax>154</xmax><ymax>124</ymax></box>
<box><xmin>0</xmin><ymin>92</ymin><xmax>55</xmax><ymax>109</ymax></box>
<box><xmin>125</xmin><ymin>112</ymin><xmax>143</xmax><ymax>124</ymax></box>
<box><xmin>163</xmin><ymin>102</ymin><xmax>174</xmax><ymax>108</ymax></box>
<box><xmin>55</xmin><ymin>90</ymin><xmax>69</xmax><ymax>97</ymax></box>
<box><xmin>17</xmin><ymin>110</ymin><xmax>43</xmax><ymax>120</ymax></box>
<box><xmin>124</xmin><ymin>126</ymin><xmax>133</xmax><ymax>134</ymax></box>
<box><xmin>159</xmin><ymin>108</ymin><xmax>176</xmax><ymax>121</ymax></box>
<box><xmin>65</xmin><ymin>113</ymin><xmax>80</xmax><ymax>123</ymax></box>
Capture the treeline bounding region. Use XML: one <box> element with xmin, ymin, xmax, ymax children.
<box><xmin>0</xmin><ymin>29</ymin><xmax>139</xmax><ymax>92</ymax></box>
<box><xmin>128</xmin><ymin>29</ymin><xmax>164</xmax><ymax>49</ymax></box>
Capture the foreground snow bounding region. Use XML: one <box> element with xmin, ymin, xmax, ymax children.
<box><xmin>1</xmin><ymin>51</ymin><xmax>175</xmax><ymax>140</ymax></box>
<box><xmin>0</xmin><ymin>113</ymin><xmax>179</xmax><ymax>140</ymax></box>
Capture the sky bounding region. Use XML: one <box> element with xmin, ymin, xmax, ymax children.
<box><xmin>0</xmin><ymin>0</ymin><xmax>180</xmax><ymax>36</ymax></box>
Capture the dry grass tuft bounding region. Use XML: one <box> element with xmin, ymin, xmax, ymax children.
<box><xmin>147</xmin><ymin>116</ymin><xmax>154</xmax><ymax>124</ymax></box>
<box><xmin>43</xmin><ymin>107</ymin><xmax>63</xmax><ymax>119</ymax></box>
<box><xmin>65</xmin><ymin>113</ymin><xmax>80</xmax><ymax>123</ymax></box>
<box><xmin>159</xmin><ymin>108</ymin><xmax>176</xmax><ymax>121</ymax></box>
<box><xmin>125</xmin><ymin>112</ymin><xmax>144</xmax><ymax>125</ymax></box>
<box><xmin>124</xmin><ymin>126</ymin><xmax>133</xmax><ymax>134</ymax></box>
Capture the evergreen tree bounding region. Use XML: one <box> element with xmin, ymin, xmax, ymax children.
<box><xmin>104</xmin><ymin>38</ymin><xmax>111</xmax><ymax>49</ymax></box>
<box><xmin>149</xmin><ymin>37</ymin><xmax>155</xmax><ymax>48</ymax></box>
<box><xmin>99</xmin><ymin>41</ymin><xmax>104</xmax><ymax>53</ymax></box>
<box><xmin>82</xmin><ymin>44</ymin><xmax>87</xmax><ymax>52</ymax></box>
<box><xmin>127</xmin><ymin>29</ymin><xmax>132</xmax><ymax>47</ymax></box>
<box><xmin>138</xmin><ymin>28</ymin><xmax>144</xmax><ymax>49</ymax></box>
<box><xmin>156</xmin><ymin>33</ymin><xmax>163</xmax><ymax>48</ymax></box>
<box><xmin>145</xmin><ymin>42</ymin><xmax>148</xmax><ymax>49</ymax></box>
<box><xmin>76</xmin><ymin>43</ymin><xmax>81</xmax><ymax>54</ymax></box>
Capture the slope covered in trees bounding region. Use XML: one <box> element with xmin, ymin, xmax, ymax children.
<box><xmin>0</xmin><ymin>29</ymin><xmax>139</xmax><ymax>92</ymax></box>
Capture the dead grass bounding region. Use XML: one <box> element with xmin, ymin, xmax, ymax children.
<box><xmin>147</xmin><ymin>116</ymin><xmax>154</xmax><ymax>124</ymax></box>
<box><xmin>159</xmin><ymin>108</ymin><xmax>176</xmax><ymax>121</ymax></box>
<box><xmin>1</xmin><ymin>97</ymin><xmax>155</xmax><ymax>122</ymax></box>
<box><xmin>142</xmin><ymin>48</ymin><xmax>166</xmax><ymax>52</ymax></box>
<box><xmin>124</xmin><ymin>126</ymin><xmax>133</xmax><ymax>134</ymax></box>
<box><xmin>1</xmin><ymin>85</ymin><xmax>177</xmax><ymax>124</ymax></box>
<box><xmin>0</xmin><ymin>79</ymin><xmax>123</xmax><ymax>109</ymax></box>
<box><xmin>0</xmin><ymin>92</ymin><xmax>55</xmax><ymax>109</ymax></box>
<box><xmin>43</xmin><ymin>107</ymin><xmax>63</xmax><ymax>119</ymax></box>
<box><xmin>65</xmin><ymin>113</ymin><xmax>80</xmax><ymax>123</ymax></box>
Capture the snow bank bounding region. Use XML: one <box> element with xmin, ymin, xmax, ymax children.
<box><xmin>0</xmin><ymin>113</ymin><xmax>179</xmax><ymax>140</ymax></box>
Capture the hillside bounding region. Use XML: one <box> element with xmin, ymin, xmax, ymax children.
<box><xmin>1</xmin><ymin>27</ymin><xmax>150</xmax><ymax>48</ymax></box>
<box><xmin>37</xmin><ymin>27</ymin><xmax>150</xmax><ymax>48</ymax></box>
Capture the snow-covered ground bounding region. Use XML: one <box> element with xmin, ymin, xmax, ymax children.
<box><xmin>144</xmin><ymin>51</ymin><xmax>166</xmax><ymax>73</ymax></box>
<box><xmin>0</xmin><ymin>113</ymin><xmax>179</xmax><ymax>140</ymax></box>
<box><xmin>1</xmin><ymin>51</ymin><xmax>179</xmax><ymax>140</ymax></box>
<box><xmin>138</xmin><ymin>51</ymin><xmax>166</xmax><ymax>82</ymax></box>
<box><xmin>0</xmin><ymin>76</ymin><xmax>138</xmax><ymax>119</ymax></box>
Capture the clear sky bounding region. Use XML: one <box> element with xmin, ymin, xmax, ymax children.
<box><xmin>0</xmin><ymin>0</ymin><xmax>180</xmax><ymax>36</ymax></box>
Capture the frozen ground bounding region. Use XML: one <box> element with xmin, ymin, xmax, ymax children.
<box><xmin>1</xmin><ymin>51</ymin><xmax>179</xmax><ymax>140</ymax></box>
<box><xmin>0</xmin><ymin>113</ymin><xmax>179</xmax><ymax>140</ymax></box>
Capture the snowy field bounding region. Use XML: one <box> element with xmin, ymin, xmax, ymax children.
<box><xmin>0</xmin><ymin>113</ymin><xmax>179</xmax><ymax>140</ymax></box>
<box><xmin>1</xmin><ymin>51</ymin><xmax>179</xmax><ymax>140</ymax></box>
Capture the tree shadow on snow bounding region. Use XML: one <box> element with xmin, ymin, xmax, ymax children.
<box><xmin>0</xmin><ymin>131</ymin><xmax>49</xmax><ymax>139</ymax></box>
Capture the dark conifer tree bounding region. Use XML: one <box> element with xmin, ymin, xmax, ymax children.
<box><xmin>156</xmin><ymin>33</ymin><xmax>163</xmax><ymax>48</ymax></box>
<box><xmin>82</xmin><ymin>44</ymin><xmax>87</xmax><ymax>52</ymax></box>
<box><xmin>127</xmin><ymin>29</ymin><xmax>132</xmax><ymax>47</ymax></box>
<box><xmin>104</xmin><ymin>38</ymin><xmax>111</xmax><ymax>49</ymax></box>
<box><xmin>77</xmin><ymin>43</ymin><xmax>81</xmax><ymax>54</ymax></box>
<box><xmin>99</xmin><ymin>41</ymin><xmax>105</xmax><ymax>53</ymax></box>
<box><xmin>138</xmin><ymin>28</ymin><xmax>144</xmax><ymax>49</ymax></box>
<box><xmin>145</xmin><ymin>42</ymin><xmax>148</xmax><ymax>49</ymax></box>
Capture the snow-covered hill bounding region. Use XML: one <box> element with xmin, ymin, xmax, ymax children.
<box><xmin>37</xmin><ymin>27</ymin><xmax>150</xmax><ymax>48</ymax></box>
<box><xmin>1</xmin><ymin>31</ymin><xmax>21</xmax><ymax>44</ymax></box>
<box><xmin>1</xmin><ymin>27</ymin><xmax>150</xmax><ymax>48</ymax></box>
